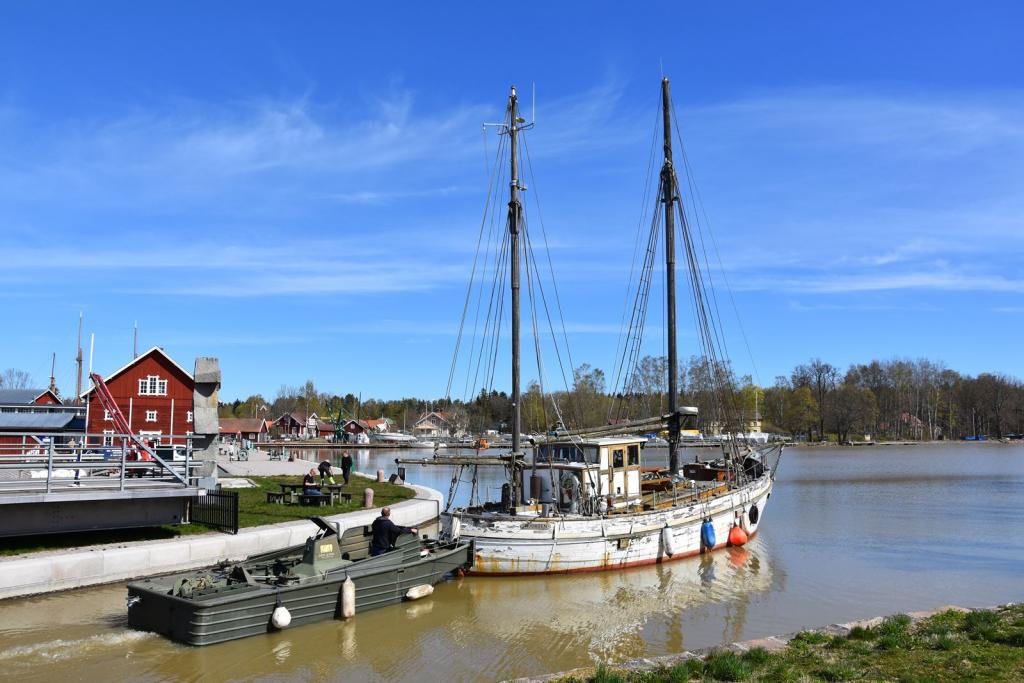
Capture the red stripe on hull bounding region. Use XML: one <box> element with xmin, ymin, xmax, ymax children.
<box><xmin>468</xmin><ymin>530</ymin><xmax>759</xmax><ymax>576</ymax></box>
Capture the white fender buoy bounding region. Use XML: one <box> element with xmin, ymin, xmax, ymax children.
<box><xmin>661</xmin><ymin>526</ymin><xmax>677</xmax><ymax>557</ymax></box>
<box><xmin>405</xmin><ymin>584</ymin><xmax>434</xmax><ymax>600</ymax></box>
<box><xmin>449</xmin><ymin>516</ymin><xmax>461</xmax><ymax>541</ymax></box>
<box><xmin>341</xmin><ymin>576</ymin><xmax>356</xmax><ymax>619</ymax></box>
<box><xmin>271</xmin><ymin>605</ymin><xmax>291</xmax><ymax>629</ymax></box>
<box><xmin>740</xmin><ymin>508</ymin><xmax>751</xmax><ymax>533</ymax></box>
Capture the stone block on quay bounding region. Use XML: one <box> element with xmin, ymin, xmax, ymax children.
<box><xmin>147</xmin><ymin>540</ymin><xmax>191</xmax><ymax>569</ymax></box>
<box><xmin>0</xmin><ymin>557</ymin><xmax>55</xmax><ymax>593</ymax></box>
<box><xmin>222</xmin><ymin>534</ymin><xmax>261</xmax><ymax>562</ymax></box>
<box><xmin>187</xmin><ymin>536</ymin><xmax>229</xmax><ymax>564</ymax></box>
<box><xmin>49</xmin><ymin>552</ymin><xmax>105</xmax><ymax>586</ymax></box>
<box><xmin>254</xmin><ymin>527</ymin><xmax>294</xmax><ymax>552</ymax></box>
<box><xmin>101</xmin><ymin>546</ymin><xmax>152</xmax><ymax>579</ymax></box>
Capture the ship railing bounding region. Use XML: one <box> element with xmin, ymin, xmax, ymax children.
<box><xmin>0</xmin><ymin>431</ymin><xmax>200</xmax><ymax>494</ymax></box>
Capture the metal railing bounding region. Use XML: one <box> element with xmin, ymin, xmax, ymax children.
<box><xmin>0</xmin><ymin>432</ymin><xmax>199</xmax><ymax>495</ymax></box>
<box><xmin>190</xmin><ymin>489</ymin><xmax>239</xmax><ymax>534</ymax></box>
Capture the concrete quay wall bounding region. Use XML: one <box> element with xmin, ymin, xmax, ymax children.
<box><xmin>0</xmin><ymin>482</ymin><xmax>442</xmax><ymax>601</ymax></box>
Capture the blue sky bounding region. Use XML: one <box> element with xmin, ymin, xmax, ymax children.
<box><xmin>1</xmin><ymin>2</ymin><xmax>1022</xmax><ymax>401</ymax></box>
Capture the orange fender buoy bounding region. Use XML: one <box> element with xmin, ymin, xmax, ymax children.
<box><xmin>728</xmin><ymin>525</ymin><xmax>748</xmax><ymax>547</ymax></box>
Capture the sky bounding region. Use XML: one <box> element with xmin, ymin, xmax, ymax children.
<box><xmin>1</xmin><ymin>2</ymin><xmax>1022</xmax><ymax>402</ymax></box>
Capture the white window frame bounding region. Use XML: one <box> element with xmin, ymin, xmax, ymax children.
<box><xmin>104</xmin><ymin>409</ymin><xmax>112</xmax><ymax>421</ymax></box>
<box><xmin>186</xmin><ymin>410</ymin><xmax>193</xmax><ymax>423</ymax></box>
<box><xmin>139</xmin><ymin>430</ymin><xmax>162</xmax><ymax>445</ymax></box>
<box><xmin>145</xmin><ymin>410</ymin><xmax>158</xmax><ymax>422</ymax></box>
<box><xmin>138</xmin><ymin>375</ymin><xmax>168</xmax><ymax>396</ymax></box>
<box><xmin>102</xmin><ymin>430</ymin><xmax>114</xmax><ymax>446</ymax></box>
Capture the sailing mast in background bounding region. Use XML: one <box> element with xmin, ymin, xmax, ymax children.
<box><xmin>75</xmin><ymin>313</ymin><xmax>84</xmax><ymax>403</ymax></box>
<box><xmin>661</xmin><ymin>77</ymin><xmax>681</xmax><ymax>475</ymax></box>
<box><xmin>507</xmin><ymin>86</ymin><xmax>523</xmax><ymax>461</ymax></box>
<box><xmin>48</xmin><ymin>352</ymin><xmax>58</xmax><ymax>396</ymax></box>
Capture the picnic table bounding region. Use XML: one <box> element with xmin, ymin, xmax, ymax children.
<box><xmin>273</xmin><ymin>482</ymin><xmax>353</xmax><ymax>505</ymax></box>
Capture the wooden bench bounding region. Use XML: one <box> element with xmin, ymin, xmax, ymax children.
<box><xmin>299</xmin><ymin>493</ymin><xmax>331</xmax><ymax>507</ymax></box>
<box><xmin>266</xmin><ymin>491</ymin><xmax>287</xmax><ymax>504</ymax></box>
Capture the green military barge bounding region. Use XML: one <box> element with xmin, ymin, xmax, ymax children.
<box><xmin>126</xmin><ymin>517</ymin><xmax>473</xmax><ymax>645</ymax></box>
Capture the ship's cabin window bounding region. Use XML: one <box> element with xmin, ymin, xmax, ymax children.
<box><xmin>536</xmin><ymin>444</ymin><xmax>597</xmax><ymax>463</ymax></box>
<box><xmin>628</xmin><ymin>444</ymin><xmax>640</xmax><ymax>465</ymax></box>
<box><xmin>612</xmin><ymin>448</ymin><xmax>624</xmax><ymax>467</ymax></box>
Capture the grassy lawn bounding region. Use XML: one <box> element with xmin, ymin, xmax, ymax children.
<box><xmin>0</xmin><ymin>474</ymin><xmax>414</xmax><ymax>556</ymax></box>
<box><xmin>233</xmin><ymin>475</ymin><xmax>411</xmax><ymax>529</ymax></box>
<box><xmin>562</xmin><ymin>604</ymin><xmax>1024</xmax><ymax>682</ymax></box>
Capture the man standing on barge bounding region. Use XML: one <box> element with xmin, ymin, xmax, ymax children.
<box><xmin>370</xmin><ymin>507</ymin><xmax>417</xmax><ymax>556</ymax></box>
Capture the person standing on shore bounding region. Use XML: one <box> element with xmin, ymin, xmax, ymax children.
<box><xmin>318</xmin><ymin>459</ymin><xmax>335</xmax><ymax>485</ymax></box>
<box><xmin>341</xmin><ymin>452</ymin><xmax>353</xmax><ymax>485</ymax></box>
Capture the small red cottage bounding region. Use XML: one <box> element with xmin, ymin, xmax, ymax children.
<box><xmin>82</xmin><ymin>347</ymin><xmax>194</xmax><ymax>446</ymax></box>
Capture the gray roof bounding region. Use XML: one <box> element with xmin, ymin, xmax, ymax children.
<box><xmin>0</xmin><ymin>412</ymin><xmax>78</xmax><ymax>430</ymax></box>
<box><xmin>0</xmin><ymin>389</ymin><xmax>46</xmax><ymax>405</ymax></box>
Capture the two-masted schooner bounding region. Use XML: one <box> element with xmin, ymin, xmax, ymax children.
<box><xmin>401</xmin><ymin>79</ymin><xmax>783</xmax><ymax>574</ymax></box>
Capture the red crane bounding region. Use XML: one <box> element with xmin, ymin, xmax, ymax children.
<box><xmin>89</xmin><ymin>372</ymin><xmax>187</xmax><ymax>484</ymax></box>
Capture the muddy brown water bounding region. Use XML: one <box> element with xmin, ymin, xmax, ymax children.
<box><xmin>1</xmin><ymin>443</ymin><xmax>1021</xmax><ymax>682</ymax></box>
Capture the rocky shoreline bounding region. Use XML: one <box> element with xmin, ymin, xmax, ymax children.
<box><xmin>505</xmin><ymin>603</ymin><xmax>1016</xmax><ymax>683</ymax></box>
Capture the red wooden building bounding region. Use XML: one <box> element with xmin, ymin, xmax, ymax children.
<box><xmin>81</xmin><ymin>347</ymin><xmax>194</xmax><ymax>446</ymax></box>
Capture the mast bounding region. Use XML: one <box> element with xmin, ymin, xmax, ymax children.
<box><xmin>508</xmin><ymin>86</ymin><xmax>523</xmax><ymax>458</ymax></box>
<box><xmin>75</xmin><ymin>313</ymin><xmax>83</xmax><ymax>403</ymax></box>
<box><xmin>48</xmin><ymin>352</ymin><xmax>58</xmax><ymax>395</ymax></box>
<box><xmin>661</xmin><ymin>77</ymin><xmax>681</xmax><ymax>474</ymax></box>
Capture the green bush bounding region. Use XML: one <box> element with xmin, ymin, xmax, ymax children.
<box><xmin>793</xmin><ymin>630</ymin><xmax>830</xmax><ymax>645</ymax></box>
<box><xmin>741</xmin><ymin>647</ymin><xmax>773</xmax><ymax>666</ymax></box>
<box><xmin>814</xmin><ymin>664</ymin><xmax>855</xmax><ymax>681</ymax></box>
<box><xmin>702</xmin><ymin>650</ymin><xmax>752</xmax><ymax>681</ymax></box>
<box><xmin>846</xmin><ymin>625</ymin><xmax>876</xmax><ymax>640</ymax></box>
<box><xmin>592</xmin><ymin>663</ymin><xmax>626</xmax><ymax>683</ymax></box>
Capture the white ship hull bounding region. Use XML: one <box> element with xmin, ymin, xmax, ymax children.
<box><xmin>443</xmin><ymin>474</ymin><xmax>772</xmax><ymax>575</ymax></box>
<box><xmin>373</xmin><ymin>432</ymin><xmax>418</xmax><ymax>443</ymax></box>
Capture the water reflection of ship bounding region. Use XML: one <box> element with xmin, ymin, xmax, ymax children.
<box><xmin>450</xmin><ymin>538</ymin><xmax>781</xmax><ymax>664</ymax></box>
<box><xmin>265</xmin><ymin>539</ymin><xmax>780</xmax><ymax>680</ymax></box>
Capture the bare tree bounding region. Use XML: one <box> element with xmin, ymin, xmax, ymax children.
<box><xmin>0</xmin><ymin>369</ymin><xmax>33</xmax><ymax>389</ymax></box>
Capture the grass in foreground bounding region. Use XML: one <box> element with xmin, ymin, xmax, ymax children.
<box><xmin>561</xmin><ymin>604</ymin><xmax>1024</xmax><ymax>682</ymax></box>
<box><xmin>0</xmin><ymin>474</ymin><xmax>413</xmax><ymax>556</ymax></box>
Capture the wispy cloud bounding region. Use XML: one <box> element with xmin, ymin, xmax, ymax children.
<box><xmin>668</xmin><ymin>87</ymin><xmax>1024</xmax><ymax>299</ymax></box>
<box><xmin>688</xmin><ymin>88</ymin><xmax>1024</xmax><ymax>158</ymax></box>
<box><xmin>0</xmin><ymin>92</ymin><xmax>491</xmax><ymax>209</ymax></box>
<box><xmin>740</xmin><ymin>268</ymin><xmax>1024</xmax><ymax>295</ymax></box>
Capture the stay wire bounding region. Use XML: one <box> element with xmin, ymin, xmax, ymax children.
<box><xmin>610</xmin><ymin>95</ymin><xmax>662</xmax><ymax>409</ymax></box>
<box><xmin>445</xmin><ymin>126</ymin><xmax>507</xmax><ymax>403</ymax></box>
<box><xmin>671</xmin><ymin>98</ymin><xmax>762</xmax><ymax>390</ymax></box>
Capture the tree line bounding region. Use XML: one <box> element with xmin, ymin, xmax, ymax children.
<box><xmin>217</xmin><ymin>356</ymin><xmax>1023</xmax><ymax>440</ymax></box>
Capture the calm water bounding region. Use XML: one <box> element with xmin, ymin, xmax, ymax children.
<box><xmin>1</xmin><ymin>443</ymin><xmax>1021</xmax><ymax>682</ymax></box>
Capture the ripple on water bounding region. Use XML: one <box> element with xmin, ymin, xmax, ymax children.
<box><xmin>0</xmin><ymin>629</ymin><xmax>156</xmax><ymax>664</ymax></box>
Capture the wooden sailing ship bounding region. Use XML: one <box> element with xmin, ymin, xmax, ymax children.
<box><xmin>401</xmin><ymin>78</ymin><xmax>782</xmax><ymax>574</ymax></box>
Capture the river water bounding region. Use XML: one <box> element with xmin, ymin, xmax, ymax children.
<box><xmin>1</xmin><ymin>443</ymin><xmax>1021</xmax><ymax>682</ymax></box>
